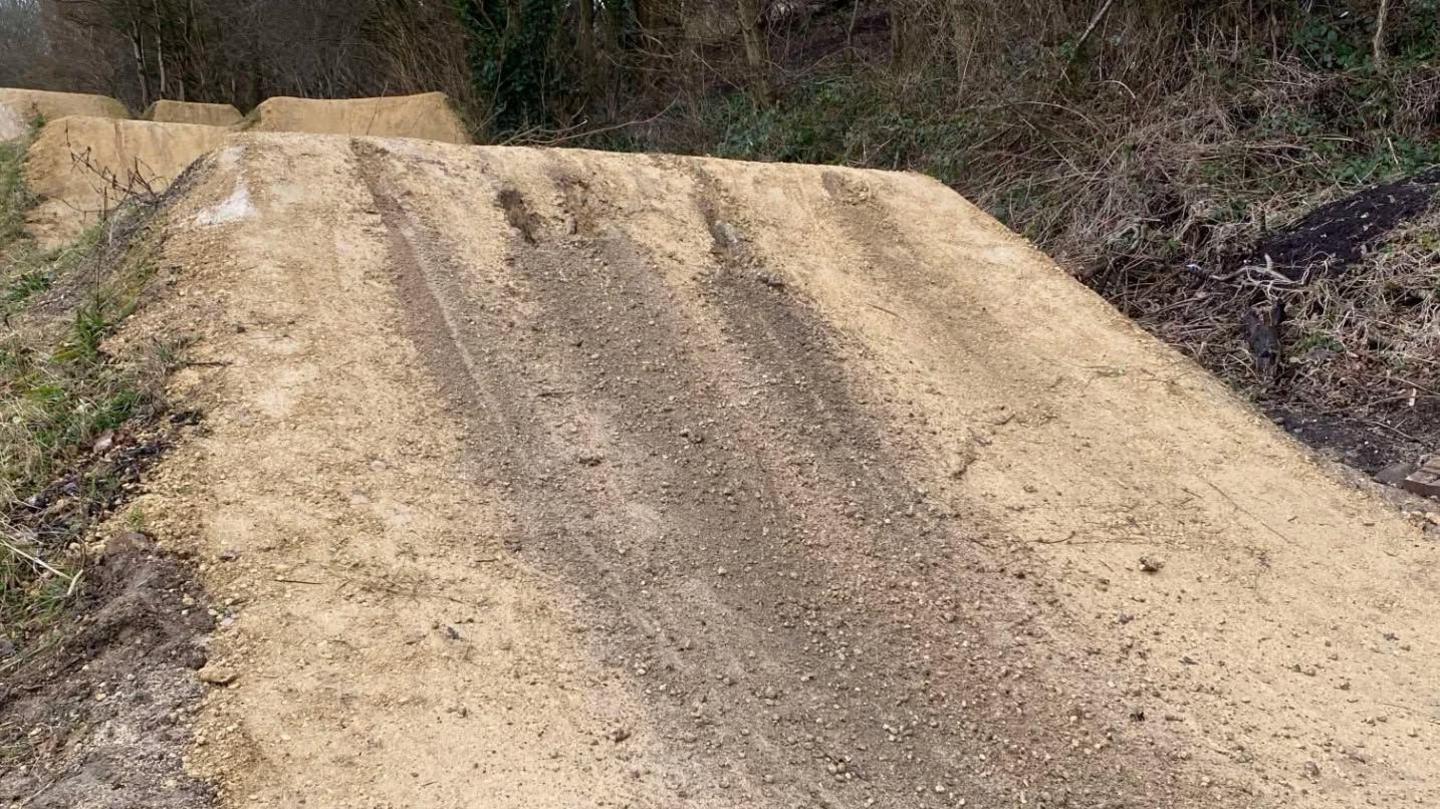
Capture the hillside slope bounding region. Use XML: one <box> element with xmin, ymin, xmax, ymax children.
<box><xmin>103</xmin><ymin>134</ymin><xmax>1440</xmax><ymax>808</ymax></box>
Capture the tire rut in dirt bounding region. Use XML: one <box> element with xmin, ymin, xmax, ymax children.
<box><xmin>352</xmin><ymin>141</ymin><xmax>1216</xmax><ymax>808</ymax></box>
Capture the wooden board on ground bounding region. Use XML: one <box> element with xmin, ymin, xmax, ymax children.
<box><xmin>1403</xmin><ymin>455</ymin><xmax>1440</xmax><ymax>498</ymax></box>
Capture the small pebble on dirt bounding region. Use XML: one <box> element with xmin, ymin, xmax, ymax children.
<box><xmin>1139</xmin><ymin>556</ymin><xmax>1165</xmax><ymax>574</ymax></box>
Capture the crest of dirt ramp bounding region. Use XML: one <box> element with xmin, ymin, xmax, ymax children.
<box><xmin>241</xmin><ymin>91</ymin><xmax>470</xmax><ymax>143</ymax></box>
<box><xmin>0</xmin><ymin>88</ymin><xmax>129</xmax><ymax>140</ymax></box>
<box><xmin>142</xmin><ymin>99</ymin><xmax>244</xmax><ymax>127</ymax></box>
<box><xmin>123</xmin><ymin>134</ymin><xmax>1440</xmax><ymax>809</ymax></box>
<box><xmin>23</xmin><ymin>116</ymin><xmax>230</xmax><ymax>246</ymax></box>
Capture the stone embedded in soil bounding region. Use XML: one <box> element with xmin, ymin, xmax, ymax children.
<box><xmin>197</xmin><ymin>666</ymin><xmax>238</xmax><ymax>686</ymax></box>
<box><xmin>107</xmin><ymin>531</ymin><xmax>153</xmax><ymax>556</ymax></box>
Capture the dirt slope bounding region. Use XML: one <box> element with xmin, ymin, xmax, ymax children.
<box><xmin>142</xmin><ymin>99</ymin><xmax>244</xmax><ymax>127</ymax></box>
<box><xmin>0</xmin><ymin>88</ymin><xmax>129</xmax><ymax>140</ymax></box>
<box><xmin>23</xmin><ymin>116</ymin><xmax>230</xmax><ymax>246</ymax></box>
<box><xmin>115</xmin><ymin>134</ymin><xmax>1440</xmax><ymax>809</ymax></box>
<box><xmin>241</xmin><ymin>92</ymin><xmax>469</xmax><ymax>143</ymax></box>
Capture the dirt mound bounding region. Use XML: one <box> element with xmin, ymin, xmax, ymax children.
<box><xmin>0</xmin><ymin>88</ymin><xmax>129</xmax><ymax>140</ymax></box>
<box><xmin>241</xmin><ymin>91</ymin><xmax>469</xmax><ymax>143</ymax></box>
<box><xmin>141</xmin><ymin>99</ymin><xmax>243</xmax><ymax>127</ymax></box>
<box><xmin>113</xmin><ymin>134</ymin><xmax>1440</xmax><ymax>808</ymax></box>
<box><xmin>23</xmin><ymin>116</ymin><xmax>230</xmax><ymax>246</ymax></box>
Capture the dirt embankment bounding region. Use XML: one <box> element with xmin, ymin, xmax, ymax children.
<box><xmin>0</xmin><ymin>538</ymin><xmax>215</xmax><ymax>809</ymax></box>
<box><xmin>92</xmin><ymin>134</ymin><xmax>1440</xmax><ymax>809</ymax></box>
<box><xmin>0</xmin><ymin>89</ymin><xmax>129</xmax><ymax>141</ymax></box>
<box><xmin>142</xmin><ymin>100</ymin><xmax>244</xmax><ymax>127</ymax></box>
<box><xmin>14</xmin><ymin>91</ymin><xmax>472</xmax><ymax>246</ymax></box>
<box><xmin>240</xmin><ymin>92</ymin><xmax>470</xmax><ymax>143</ymax></box>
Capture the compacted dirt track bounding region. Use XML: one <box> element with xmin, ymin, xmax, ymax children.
<box><xmin>113</xmin><ymin>134</ymin><xmax>1439</xmax><ymax>808</ymax></box>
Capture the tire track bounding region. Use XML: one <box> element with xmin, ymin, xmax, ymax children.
<box><xmin>353</xmin><ymin>140</ymin><xmax>1223</xmax><ymax>808</ymax></box>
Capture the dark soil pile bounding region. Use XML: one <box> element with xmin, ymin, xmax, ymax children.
<box><xmin>1104</xmin><ymin>168</ymin><xmax>1440</xmax><ymax>476</ymax></box>
<box><xmin>1237</xmin><ymin>168</ymin><xmax>1440</xmax><ymax>281</ymax></box>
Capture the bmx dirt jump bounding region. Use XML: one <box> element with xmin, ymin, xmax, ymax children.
<box><xmin>118</xmin><ymin>135</ymin><xmax>1440</xmax><ymax>808</ymax></box>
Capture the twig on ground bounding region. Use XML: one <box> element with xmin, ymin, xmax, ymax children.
<box><xmin>1070</xmin><ymin>0</ymin><xmax>1118</xmax><ymax>64</ymax></box>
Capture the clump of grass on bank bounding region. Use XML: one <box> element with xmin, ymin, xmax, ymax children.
<box><xmin>0</xmin><ymin>129</ymin><xmax>169</xmax><ymax>655</ymax></box>
<box><xmin>0</xmin><ymin>135</ymin><xmax>36</xmax><ymax>249</ymax></box>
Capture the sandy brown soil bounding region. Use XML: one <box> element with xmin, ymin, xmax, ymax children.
<box><xmin>103</xmin><ymin>134</ymin><xmax>1440</xmax><ymax>808</ymax></box>
<box><xmin>18</xmin><ymin>92</ymin><xmax>470</xmax><ymax>247</ymax></box>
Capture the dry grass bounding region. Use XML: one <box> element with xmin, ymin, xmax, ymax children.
<box><xmin>1282</xmin><ymin>213</ymin><xmax>1440</xmax><ymax>421</ymax></box>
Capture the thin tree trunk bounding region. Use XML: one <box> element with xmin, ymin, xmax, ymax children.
<box><xmin>154</xmin><ymin>1</ymin><xmax>167</xmax><ymax>100</ymax></box>
<box><xmin>130</xmin><ymin>20</ymin><xmax>149</xmax><ymax>108</ymax></box>
<box><xmin>577</xmin><ymin>0</ymin><xmax>596</xmax><ymax>97</ymax></box>
<box><xmin>890</xmin><ymin>1</ymin><xmax>925</xmax><ymax>71</ymax></box>
<box><xmin>184</xmin><ymin>0</ymin><xmax>197</xmax><ymax>101</ymax></box>
<box><xmin>734</xmin><ymin>0</ymin><xmax>770</xmax><ymax>102</ymax></box>
<box><xmin>603</xmin><ymin>0</ymin><xmax>625</xmax><ymax>116</ymax></box>
<box><xmin>951</xmin><ymin>11</ymin><xmax>972</xmax><ymax>89</ymax></box>
<box><xmin>1374</xmin><ymin>0</ymin><xmax>1391</xmax><ymax>71</ymax></box>
<box><xmin>891</xmin><ymin>5</ymin><xmax>906</xmax><ymax>67</ymax></box>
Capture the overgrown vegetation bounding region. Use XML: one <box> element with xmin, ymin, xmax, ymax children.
<box><xmin>0</xmin><ymin>130</ymin><xmax>169</xmax><ymax>659</ymax></box>
<box><xmin>0</xmin><ymin>137</ymin><xmax>34</xmax><ymax>248</ymax></box>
